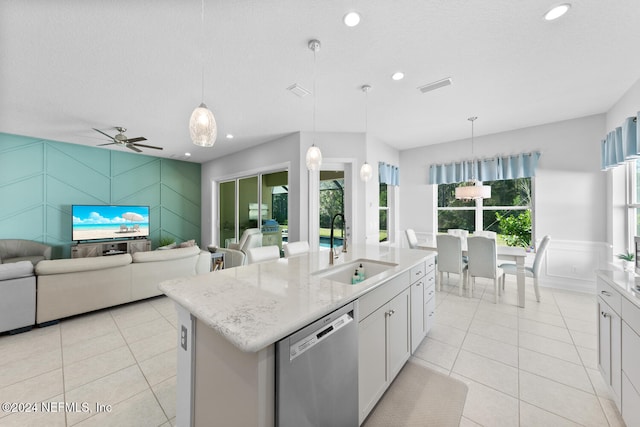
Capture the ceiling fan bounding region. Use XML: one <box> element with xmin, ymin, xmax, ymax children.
<box><xmin>92</xmin><ymin>127</ymin><xmax>163</xmax><ymax>153</ymax></box>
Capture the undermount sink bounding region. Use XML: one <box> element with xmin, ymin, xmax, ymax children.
<box><xmin>313</xmin><ymin>259</ymin><xmax>398</xmax><ymax>285</ymax></box>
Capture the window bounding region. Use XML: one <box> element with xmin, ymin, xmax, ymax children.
<box><xmin>627</xmin><ymin>160</ymin><xmax>640</xmax><ymax>246</ymax></box>
<box><xmin>437</xmin><ymin>178</ymin><xmax>533</xmax><ymax>246</ymax></box>
<box><xmin>379</xmin><ymin>183</ymin><xmax>388</xmax><ymax>242</ymax></box>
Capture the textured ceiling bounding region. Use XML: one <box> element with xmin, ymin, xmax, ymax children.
<box><xmin>1</xmin><ymin>0</ymin><xmax>639</xmax><ymax>163</ymax></box>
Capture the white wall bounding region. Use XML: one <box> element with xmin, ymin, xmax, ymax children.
<box><xmin>400</xmin><ymin>114</ymin><xmax>608</xmax><ymax>292</ymax></box>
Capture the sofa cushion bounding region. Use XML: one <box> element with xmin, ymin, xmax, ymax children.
<box><xmin>178</xmin><ymin>239</ymin><xmax>196</xmax><ymax>248</ymax></box>
<box><xmin>36</xmin><ymin>254</ymin><xmax>132</xmax><ymax>275</ymax></box>
<box><xmin>3</xmin><ymin>255</ymin><xmax>46</xmax><ymax>265</ymax></box>
<box><xmin>0</xmin><ymin>261</ymin><xmax>34</xmax><ymax>280</ymax></box>
<box><xmin>132</xmin><ymin>245</ymin><xmax>200</xmax><ymax>263</ymax></box>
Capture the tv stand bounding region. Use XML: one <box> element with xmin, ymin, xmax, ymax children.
<box><xmin>71</xmin><ymin>239</ymin><xmax>152</xmax><ymax>258</ymax></box>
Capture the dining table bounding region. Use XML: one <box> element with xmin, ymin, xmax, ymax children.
<box><xmin>416</xmin><ymin>238</ymin><xmax>528</xmax><ymax>308</ymax></box>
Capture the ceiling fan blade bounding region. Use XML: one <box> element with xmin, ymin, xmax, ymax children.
<box><xmin>92</xmin><ymin>128</ymin><xmax>116</xmax><ymax>141</ymax></box>
<box><xmin>124</xmin><ymin>137</ymin><xmax>147</xmax><ymax>143</ymax></box>
<box><xmin>133</xmin><ymin>143</ymin><xmax>163</xmax><ymax>150</ymax></box>
<box><xmin>127</xmin><ymin>144</ymin><xmax>142</xmax><ymax>153</ymax></box>
<box><xmin>97</xmin><ymin>142</ymin><xmax>118</xmax><ymax>146</ymax></box>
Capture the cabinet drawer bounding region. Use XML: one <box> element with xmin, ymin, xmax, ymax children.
<box><xmin>425</xmin><ymin>295</ymin><xmax>436</xmax><ymax>334</ymax></box>
<box><xmin>425</xmin><ymin>272</ymin><xmax>435</xmax><ymax>294</ymax></box>
<box><xmin>622</xmin><ymin>297</ymin><xmax>640</xmax><ymax>336</ymax></box>
<box><xmin>359</xmin><ymin>271</ymin><xmax>410</xmax><ymax>320</ymax></box>
<box><xmin>424</xmin><ymin>281</ymin><xmax>435</xmax><ymax>303</ymax></box>
<box><xmin>597</xmin><ymin>279</ymin><xmax>622</xmax><ymax>315</ymax></box>
<box><xmin>411</xmin><ymin>262</ymin><xmax>426</xmax><ymax>281</ymax></box>
<box><xmin>425</xmin><ymin>256</ymin><xmax>436</xmax><ymax>274</ymax></box>
<box><xmin>622</xmin><ymin>372</ymin><xmax>640</xmax><ymax>427</ymax></box>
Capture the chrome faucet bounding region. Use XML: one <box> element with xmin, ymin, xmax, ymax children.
<box><xmin>329</xmin><ymin>213</ymin><xmax>346</xmax><ymax>265</ymax></box>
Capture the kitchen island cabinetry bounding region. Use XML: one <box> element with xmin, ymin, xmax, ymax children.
<box><xmin>162</xmin><ymin>246</ymin><xmax>435</xmax><ymax>427</ymax></box>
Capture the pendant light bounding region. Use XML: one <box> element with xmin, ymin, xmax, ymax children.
<box><xmin>305</xmin><ymin>39</ymin><xmax>322</xmax><ymax>171</ymax></box>
<box><xmin>455</xmin><ymin>117</ymin><xmax>491</xmax><ymax>200</ymax></box>
<box><xmin>189</xmin><ymin>0</ymin><xmax>217</xmax><ymax>147</ymax></box>
<box><xmin>359</xmin><ymin>85</ymin><xmax>373</xmax><ymax>182</ymax></box>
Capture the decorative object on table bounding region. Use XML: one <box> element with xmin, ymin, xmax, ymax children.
<box><xmin>455</xmin><ymin>116</ymin><xmax>491</xmax><ymax>200</ymax></box>
<box><xmin>617</xmin><ymin>251</ymin><xmax>635</xmax><ymax>272</ymax></box>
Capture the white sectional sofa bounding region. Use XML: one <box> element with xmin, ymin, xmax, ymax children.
<box><xmin>35</xmin><ymin>246</ymin><xmax>210</xmax><ymax>324</ymax></box>
<box><xmin>0</xmin><ymin>261</ymin><xmax>36</xmax><ymax>333</ymax></box>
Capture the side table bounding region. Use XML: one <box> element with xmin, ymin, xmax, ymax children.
<box><xmin>211</xmin><ymin>251</ymin><xmax>225</xmax><ymax>271</ymax></box>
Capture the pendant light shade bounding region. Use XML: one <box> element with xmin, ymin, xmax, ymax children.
<box><xmin>189</xmin><ymin>103</ymin><xmax>217</xmax><ymax>147</ymax></box>
<box><xmin>455</xmin><ymin>181</ymin><xmax>491</xmax><ymax>200</ymax></box>
<box><xmin>360</xmin><ymin>162</ymin><xmax>373</xmax><ymax>182</ymax></box>
<box><xmin>456</xmin><ymin>116</ymin><xmax>491</xmax><ymax>200</ymax></box>
<box><xmin>306</xmin><ymin>144</ymin><xmax>322</xmax><ymax>171</ymax></box>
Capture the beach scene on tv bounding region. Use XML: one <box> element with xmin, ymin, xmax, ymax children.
<box><xmin>72</xmin><ymin>205</ymin><xmax>150</xmax><ymax>241</ymax></box>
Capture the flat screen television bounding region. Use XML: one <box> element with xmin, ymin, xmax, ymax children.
<box><xmin>72</xmin><ymin>205</ymin><xmax>150</xmax><ymax>241</ymax></box>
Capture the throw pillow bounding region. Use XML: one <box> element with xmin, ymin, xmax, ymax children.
<box><xmin>179</xmin><ymin>239</ymin><xmax>196</xmax><ymax>248</ymax></box>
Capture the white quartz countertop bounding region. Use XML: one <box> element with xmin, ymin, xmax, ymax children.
<box><xmin>160</xmin><ymin>245</ymin><xmax>433</xmax><ymax>353</ymax></box>
<box><xmin>596</xmin><ymin>268</ymin><xmax>640</xmax><ymax>309</ymax></box>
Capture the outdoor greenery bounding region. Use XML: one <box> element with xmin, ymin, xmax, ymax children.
<box><xmin>319</xmin><ymin>178</ymin><xmax>344</xmax><ymax>229</ymax></box>
<box><xmin>437</xmin><ymin>178</ymin><xmax>532</xmax><ymax>246</ymax></box>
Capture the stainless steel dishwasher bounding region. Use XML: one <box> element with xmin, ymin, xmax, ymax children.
<box><xmin>276</xmin><ymin>301</ymin><xmax>358</xmax><ymax>427</ymax></box>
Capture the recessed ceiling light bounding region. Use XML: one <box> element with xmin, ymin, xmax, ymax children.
<box><xmin>184</xmin><ymin>152</ymin><xmax>191</xmax><ymax>157</ymax></box>
<box><xmin>226</xmin><ymin>134</ymin><xmax>234</xmax><ymax>139</ymax></box>
<box><xmin>343</xmin><ymin>11</ymin><xmax>361</xmax><ymax>27</ymax></box>
<box><xmin>544</xmin><ymin>3</ymin><xmax>571</xmax><ymax>21</ymax></box>
<box><xmin>391</xmin><ymin>72</ymin><xmax>405</xmax><ymax>81</ymax></box>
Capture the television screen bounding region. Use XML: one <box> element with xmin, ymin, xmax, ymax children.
<box><xmin>72</xmin><ymin>205</ymin><xmax>150</xmax><ymax>241</ymax></box>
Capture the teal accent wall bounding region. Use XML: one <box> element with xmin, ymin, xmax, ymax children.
<box><xmin>0</xmin><ymin>133</ymin><xmax>201</xmax><ymax>258</ymax></box>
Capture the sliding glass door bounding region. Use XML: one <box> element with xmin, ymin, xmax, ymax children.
<box><xmin>218</xmin><ymin>170</ymin><xmax>288</xmax><ymax>250</ymax></box>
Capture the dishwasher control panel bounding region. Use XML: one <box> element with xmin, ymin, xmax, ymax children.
<box><xmin>289</xmin><ymin>311</ymin><xmax>353</xmax><ymax>361</ymax></box>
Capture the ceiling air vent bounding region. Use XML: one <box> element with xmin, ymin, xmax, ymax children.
<box><xmin>417</xmin><ymin>77</ymin><xmax>452</xmax><ymax>94</ymax></box>
<box><xmin>287</xmin><ymin>83</ymin><xmax>312</xmax><ymax>98</ymax></box>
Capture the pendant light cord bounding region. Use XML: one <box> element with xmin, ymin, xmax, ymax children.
<box><xmin>313</xmin><ymin>48</ymin><xmax>317</xmax><ymax>134</ymax></box>
<box><xmin>200</xmin><ymin>0</ymin><xmax>205</xmax><ymax>103</ymax></box>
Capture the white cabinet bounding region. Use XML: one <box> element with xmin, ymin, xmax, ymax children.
<box><xmin>358</xmin><ymin>287</ymin><xmax>411</xmax><ymax>424</ymax></box>
<box><xmin>410</xmin><ymin>258</ymin><xmax>436</xmax><ymax>354</ymax></box>
<box><xmin>597</xmin><ymin>296</ymin><xmax>621</xmax><ymax>404</ymax></box>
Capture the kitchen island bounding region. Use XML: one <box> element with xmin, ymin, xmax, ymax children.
<box><xmin>160</xmin><ymin>245</ymin><xmax>435</xmax><ymax>426</ymax></box>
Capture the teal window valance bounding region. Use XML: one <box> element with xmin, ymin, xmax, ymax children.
<box><xmin>379</xmin><ymin>162</ymin><xmax>399</xmax><ymax>186</ymax></box>
<box><xmin>601</xmin><ymin>114</ymin><xmax>638</xmax><ymax>170</ymax></box>
<box><xmin>429</xmin><ymin>152</ymin><xmax>541</xmax><ymax>185</ymax></box>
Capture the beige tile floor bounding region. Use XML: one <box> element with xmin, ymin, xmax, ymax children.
<box><xmin>0</xmin><ymin>296</ymin><xmax>178</xmax><ymax>427</ymax></box>
<box><xmin>0</xmin><ymin>274</ymin><xmax>626</xmax><ymax>426</ymax></box>
<box><xmin>410</xmin><ymin>274</ymin><xmax>627</xmax><ymax>427</ymax></box>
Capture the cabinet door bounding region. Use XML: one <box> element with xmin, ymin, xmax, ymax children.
<box><xmin>358</xmin><ymin>308</ymin><xmax>387</xmax><ymax>424</ymax></box>
<box><xmin>425</xmin><ymin>293</ymin><xmax>436</xmax><ymax>334</ymax></box>
<box><xmin>410</xmin><ymin>279</ymin><xmax>425</xmax><ymax>354</ymax></box>
<box><xmin>598</xmin><ymin>298</ymin><xmax>612</xmax><ymax>386</ymax></box>
<box><xmin>611</xmin><ymin>308</ymin><xmax>621</xmax><ymax>402</ymax></box>
<box><xmin>387</xmin><ymin>288</ymin><xmax>410</xmax><ymax>381</ymax></box>
<box><xmin>129</xmin><ymin>239</ymin><xmax>149</xmax><ymax>254</ymax></box>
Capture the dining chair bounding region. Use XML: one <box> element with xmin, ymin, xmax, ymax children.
<box><xmin>436</xmin><ymin>234</ymin><xmax>467</xmax><ymax>296</ymax></box>
<box><xmin>247</xmin><ymin>245</ymin><xmax>280</xmax><ymax>264</ymax></box>
<box><xmin>467</xmin><ymin>236</ymin><xmax>504</xmax><ymax>303</ymax></box>
<box><xmin>405</xmin><ymin>229</ymin><xmax>418</xmax><ymax>249</ymax></box>
<box><xmin>283</xmin><ymin>241</ymin><xmax>310</xmax><ymax>258</ymax></box>
<box><xmin>499</xmin><ymin>235</ymin><xmax>551</xmax><ymax>302</ymax></box>
<box><xmin>447</xmin><ymin>229</ymin><xmax>469</xmax><ymax>250</ymax></box>
<box><xmin>474</xmin><ymin>230</ymin><xmax>497</xmax><ymax>239</ymax></box>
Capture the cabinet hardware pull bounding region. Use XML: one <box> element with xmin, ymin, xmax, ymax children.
<box><xmin>601</xmin><ymin>311</ymin><xmax>609</xmax><ymax>318</ymax></box>
<box><xmin>600</xmin><ymin>290</ymin><xmax>612</xmax><ymax>297</ymax></box>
